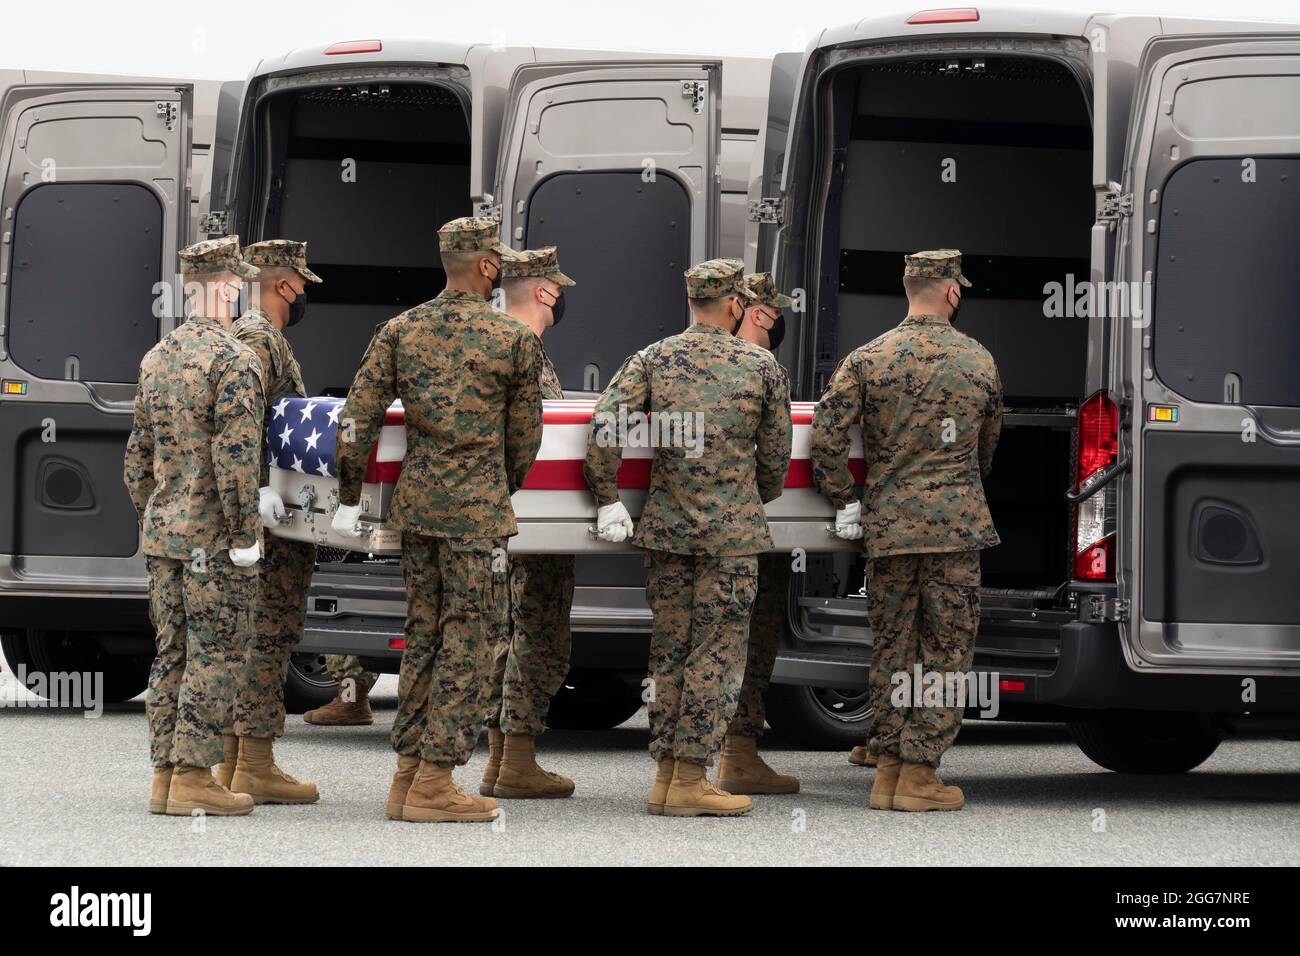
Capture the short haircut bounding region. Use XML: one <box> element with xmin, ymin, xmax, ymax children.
<box><xmin>902</xmin><ymin>274</ymin><xmax>952</xmax><ymax>300</ymax></box>
<box><xmin>440</xmin><ymin>249</ymin><xmax>486</xmax><ymax>275</ymax></box>
<box><xmin>502</xmin><ymin>275</ymin><xmax>546</xmax><ymax>311</ymax></box>
<box><xmin>688</xmin><ymin>295</ymin><xmax>732</xmax><ymax>313</ymax></box>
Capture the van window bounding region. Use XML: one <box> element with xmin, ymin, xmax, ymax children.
<box><xmin>523</xmin><ymin>171</ymin><xmax>691</xmax><ymax>392</ymax></box>
<box><xmin>7</xmin><ymin>183</ymin><xmax>162</xmax><ymax>382</ymax></box>
<box><xmin>1152</xmin><ymin>157</ymin><xmax>1300</xmax><ymax>407</ymax></box>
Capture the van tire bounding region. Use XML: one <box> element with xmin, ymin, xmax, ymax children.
<box><xmin>283</xmin><ymin>653</ymin><xmax>341</xmax><ymax>714</ymax></box>
<box><xmin>4</xmin><ymin>628</ymin><xmax>149</xmax><ymax>704</ymax></box>
<box><xmin>546</xmin><ymin>669</ymin><xmax>644</xmax><ymax>730</ymax></box>
<box><xmin>764</xmin><ymin>683</ymin><xmax>873</xmax><ymax>751</ymax></box>
<box><xmin>1068</xmin><ymin>711</ymin><xmax>1220</xmax><ymax>774</ymax></box>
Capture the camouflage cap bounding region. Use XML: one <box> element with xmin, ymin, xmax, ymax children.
<box><xmin>436</xmin><ymin>216</ymin><xmax>521</xmax><ymax>260</ymax></box>
<box><xmin>499</xmin><ymin>246</ymin><xmax>575</xmax><ymax>286</ymax></box>
<box><xmin>684</xmin><ymin>257</ymin><xmax>756</xmax><ymax>301</ymax></box>
<box><xmin>904</xmin><ymin>249</ymin><xmax>971</xmax><ymax>288</ymax></box>
<box><xmin>179</xmin><ymin>235</ymin><xmax>259</xmax><ymax>279</ymax></box>
<box><xmin>741</xmin><ymin>272</ymin><xmax>793</xmax><ymax>310</ymax></box>
<box><xmin>241</xmin><ymin>239</ymin><xmax>322</xmax><ymax>283</ymax></box>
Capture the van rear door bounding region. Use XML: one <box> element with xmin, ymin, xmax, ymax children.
<box><xmin>493</xmin><ymin>59</ymin><xmax>721</xmax><ymax>392</ymax></box>
<box><xmin>0</xmin><ymin>79</ymin><xmax>192</xmax><ymax>592</ymax></box>
<box><xmin>1117</xmin><ymin>33</ymin><xmax>1300</xmax><ymax>674</ymax></box>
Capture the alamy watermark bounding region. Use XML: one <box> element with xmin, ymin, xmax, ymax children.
<box><xmin>890</xmin><ymin>665</ymin><xmax>1000</xmax><ymax>719</ymax></box>
<box><xmin>592</xmin><ymin>404</ymin><xmax>706</xmax><ymax>459</ymax></box>
<box><xmin>1</xmin><ymin>664</ymin><xmax>103</xmax><ymax>717</ymax></box>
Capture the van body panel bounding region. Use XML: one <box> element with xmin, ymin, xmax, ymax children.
<box><xmin>1117</xmin><ymin>33</ymin><xmax>1300</xmax><ymax>675</ymax></box>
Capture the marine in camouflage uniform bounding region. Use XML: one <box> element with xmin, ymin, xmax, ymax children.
<box><xmin>811</xmin><ymin>249</ymin><xmax>1002</xmax><ymax>812</ymax></box>
<box><xmin>481</xmin><ymin>247</ymin><xmax>578</xmax><ymax>799</ymax></box>
<box><xmin>334</xmin><ymin>217</ymin><xmax>542</xmax><ymax>823</ymax></box>
<box><xmin>124</xmin><ymin>235</ymin><xmax>264</xmax><ymax>816</ymax></box>
<box><xmin>303</xmin><ymin>655</ymin><xmax>379</xmax><ymax>726</ymax></box>
<box><xmin>715</xmin><ymin>273</ymin><xmax>800</xmax><ymax>795</ymax></box>
<box><xmin>206</xmin><ymin>239</ymin><xmax>325</xmax><ymax>805</ymax></box>
<box><xmin>585</xmin><ymin>258</ymin><xmax>792</xmax><ymax>817</ymax></box>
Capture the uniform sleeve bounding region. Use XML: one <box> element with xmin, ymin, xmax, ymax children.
<box><xmin>979</xmin><ymin>365</ymin><xmax>1004</xmax><ymax>479</ymax></box>
<box><xmin>213</xmin><ymin>354</ymin><xmax>265</xmax><ymax>550</ymax></box>
<box><xmin>505</xmin><ymin>331</ymin><xmax>544</xmax><ymax>495</ymax></box>
<box><xmin>123</xmin><ymin>385</ymin><xmax>155</xmax><ymax>520</ymax></box>
<box><xmin>337</xmin><ymin>322</ymin><xmax>398</xmax><ymax>508</ymax></box>
<box><xmin>234</xmin><ymin>325</ymin><xmax>277</xmax><ymax>486</ymax></box>
<box><xmin>584</xmin><ymin>352</ymin><xmax>650</xmax><ymax>509</ymax></box>
<box><xmin>810</xmin><ymin>355</ymin><xmax>864</xmax><ymax>509</ymax></box>
<box><xmin>756</xmin><ymin>362</ymin><xmax>792</xmax><ymax>504</ymax></box>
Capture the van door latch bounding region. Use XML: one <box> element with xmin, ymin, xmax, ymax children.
<box><xmin>747</xmin><ymin>197</ymin><xmax>785</xmax><ymax>225</ymax></box>
<box><xmin>155</xmin><ymin>101</ymin><xmax>178</xmax><ymax>131</ymax></box>
<box><xmin>1080</xmin><ymin>594</ymin><xmax>1129</xmax><ymax>623</ymax></box>
<box><xmin>1097</xmin><ymin>183</ymin><xmax>1133</xmax><ymax>227</ymax></box>
<box><xmin>475</xmin><ymin>201</ymin><xmax>502</xmax><ymax>220</ymax></box>
<box><xmin>681</xmin><ymin>81</ymin><xmax>706</xmax><ymax>113</ymax></box>
<box><xmin>199</xmin><ymin>211</ymin><xmax>228</xmax><ymax>236</ymax></box>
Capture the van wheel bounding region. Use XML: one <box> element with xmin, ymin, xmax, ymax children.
<box><xmin>764</xmin><ymin>683</ymin><xmax>873</xmax><ymax>750</ymax></box>
<box><xmin>283</xmin><ymin>653</ymin><xmax>339</xmax><ymax>714</ymax></box>
<box><xmin>4</xmin><ymin>628</ymin><xmax>149</xmax><ymax>704</ymax></box>
<box><xmin>546</xmin><ymin>669</ymin><xmax>644</xmax><ymax>730</ymax></box>
<box><xmin>1068</xmin><ymin>711</ymin><xmax>1220</xmax><ymax>773</ymax></box>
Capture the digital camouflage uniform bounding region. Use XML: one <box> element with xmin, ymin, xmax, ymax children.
<box><xmin>228</xmin><ymin>238</ymin><xmax>323</xmax><ymax>739</ymax></box>
<box><xmin>336</xmin><ymin>218</ymin><xmax>542</xmax><ymax>767</ymax></box>
<box><xmin>324</xmin><ymin>655</ymin><xmax>379</xmax><ymax>695</ymax></box>
<box><xmin>486</xmin><ymin>246</ymin><xmax>578</xmax><ymax>736</ymax></box>
<box><xmin>811</xmin><ymin>250</ymin><xmax>1002</xmax><ymax>769</ymax></box>
<box><xmin>585</xmin><ymin>258</ymin><xmax>792</xmax><ymax>766</ymax></box>
<box><xmin>124</xmin><ymin>235</ymin><xmax>265</xmax><ymax>769</ymax></box>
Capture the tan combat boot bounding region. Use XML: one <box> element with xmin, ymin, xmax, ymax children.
<box><xmin>303</xmin><ymin>684</ymin><xmax>373</xmax><ymax>726</ymax></box>
<box><xmin>646</xmin><ymin>757</ymin><xmax>676</xmax><ymax>815</ymax></box>
<box><xmin>386</xmin><ymin>755</ymin><xmax>421</xmax><ymax>820</ymax></box>
<box><xmin>229</xmin><ymin>736</ymin><xmax>320</xmax><ymax>805</ymax></box>
<box><xmin>480</xmin><ymin>727</ymin><xmax>504</xmax><ymax>796</ymax></box>
<box><xmin>716</xmin><ymin>734</ymin><xmax>800</xmax><ymax>795</ymax></box>
<box><xmin>663</xmin><ymin>760</ymin><xmax>752</xmax><ymax>817</ymax></box>
<box><xmin>849</xmin><ymin>745</ymin><xmax>877</xmax><ymax>768</ymax></box>
<box><xmin>214</xmin><ymin>734</ymin><xmax>240</xmax><ymax>789</ymax></box>
<box><xmin>149</xmin><ymin>767</ymin><xmax>172</xmax><ymax>814</ymax></box>
<box><xmin>493</xmin><ymin>734</ymin><xmax>575</xmax><ymax>799</ymax></box>
<box><xmin>892</xmin><ymin>761</ymin><xmax>965</xmax><ymax>812</ymax></box>
<box><xmin>868</xmin><ymin>754</ymin><xmax>903</xmax><ymax>810</ymax></box>
<box><xmin>401</xmin><ymin>761</ymin><xmax>500</xmax><ymax>823</ymax></box>
<box><xmin>164</xmin><ymin>766</ymin><xmax>255</xmax><ymax>816</ymax></box>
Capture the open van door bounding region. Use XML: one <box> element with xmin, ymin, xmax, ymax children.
<box><xmin>1116</xmin><ymin>33</ymin><xmax>1300</xmax><ymax>675</ymax></box>
<box><xmin>493</xmin><ymin>59</ymin><xmax>721</xmax><ymax>393</ymax></box>
<box><xmin>0</xmin><ymin>80</ymin><xmax>193</xmax><ymax>590</ymax></box>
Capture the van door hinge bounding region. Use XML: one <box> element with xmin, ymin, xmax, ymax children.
<box><xmin>1097</xmin><ymin>183</ymin><xmax>1133</xmax><ymax>227</ymax></box>
<box><xmin>155</xmin><ymin>101</ymin><xmax>178</xmax><ymax>131</ymax></box>
<box><xmin>475</xmin><ymin>201</ymin><xmax>502</xmax><ymax>220</ymax></box>
<box><xmin>199</xmin><ymin>211</ymin><xmax>228</xmax><ymax>236</ymax></box>
<box><xmin>1080</xmin><ymin>594</ymin><xmax>1129</xmax><ymax>623</ymax></box>
<box><xmin>681</xmin><ymin>81</ymin><xmax>706</xmax><ymax>114</ymax></box>
<box><xmin>747</xmin><ymin>197</ymin><xmax>785</xmax><ymax>225</ymax></box>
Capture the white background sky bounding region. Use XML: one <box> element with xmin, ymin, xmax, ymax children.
<box><xmin>2</xmin><ymin>0</ymin><xmax>1299</xmax><ymax>79</ymax></box>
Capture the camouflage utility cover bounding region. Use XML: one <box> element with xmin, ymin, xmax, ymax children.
<box><xmin>500</xmin><ymin>246</ymin><xmax>575</xmax><ymax>286</ymax></box>
<box><xmin>436</xmin><ymin>217</ymin><xmax>521</xmax><ymax>259</ymax></box>
<box><xmin>180</xmin><ymin>235</ymin><xmax>259</xmax><ymax>279</ymax></box>
<box><xmin>336</xmin><ymin>289</ymin><xmax>544</xmax><ymax>538</ymax></box>
<box><xmin>241</xmin><ymin>239</ymin><xmax>323</xmax><ymax>283</ymax></box>
<box><xmin>124</xmin><ymin>316</ymin><xmax>266</xmax><ymax>559</ymax></box>
<box><xmin>903</xmin><ymin>249</ymin><xmax>972</xmax><ymax>288</ymax></box>
<box><xmin>811</xmin><ymin>313</ymin><xmax>1002</xmax><ymax>557</ymax></box>
<box><xmin>684</xmin><ymin>257</ymin><xmax>756</xmax><ymax>301</ymax></box>
<box><xmin>741</xmin><ymin>272</ymin><xmax>793</xmax><ymax>310</ymax></box>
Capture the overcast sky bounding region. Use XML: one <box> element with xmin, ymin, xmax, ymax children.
<box><xmin>3</xmin><ymin>0</ymin><xmax>1299</xmax><ymax>79</ymax></box>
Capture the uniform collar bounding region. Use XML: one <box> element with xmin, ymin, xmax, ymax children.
<box><xmin>437</xmin><ymin>289</ymin><xmax>486</xmax><ymax>303</ymax></box>
<box><xmin>902</xmin><ymin>313</ymin><xmax>951</xmax><ymax>327</ymax></box>
<box><xmin>685</xmin><ymin>322</ymin><xmax>733</xmax><ymax>337</ymax></box>
<box><xmin>185</xmin><ymin>315</ymin><xmax>226</xmax><ymax>330</ymax></box>
<box><xmin>237</xmin><ymin>306</ymin><xmax>272</xmax><ymax>325</ymax></box>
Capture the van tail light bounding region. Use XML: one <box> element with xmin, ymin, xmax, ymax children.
<box><xmin>325</xmin><ymin>40</ymin><xmax>382</xmax><ymax>55</ymax></box>
<box><xmin>1073</xmin><ymin>391</ymin><xmax>1119</xmax><ymax>581</ymax></box>
<box><xmin>907</xmin><ymin>8</ymin><xmax>980</xmax><ymax>24</ymax></box>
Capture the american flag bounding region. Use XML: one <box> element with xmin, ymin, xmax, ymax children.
<box><xmin>267</xmin><ymin>396</ymin><xmax>347</xmax><ymax>478</ymax></box>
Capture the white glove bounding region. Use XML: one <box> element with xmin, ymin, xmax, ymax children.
<box><xmin>595</xmin><ymin>501</ymin><xmax>634</xmax><ymax>543</ymax></box>
<box><xmin>229</xmin><ymin>540</ymin><xmax>262</xmax><ymax>567</ymax></box>
<box><xmin>258</xmin><ymin>486</ymin><xmax>287</xmax><ymax>528</ymax></box>
<box><xmin>834</xmin><ymin>501</ymin><xmax>864</xmax><ymax>541</ymax></box>
<box><xmin>332</xmin><ymin>502</ymin><xmax>364</xmax><ymax>540</ymax></box>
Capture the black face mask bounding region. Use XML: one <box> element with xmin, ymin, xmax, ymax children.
<box><xmin>766</xmin><ymin>314</ymin><xmax>787</xmax><ymax>352</ymax></box>
<box><xmin>948</xmin><ymin>294</ymin><xmax>962</xmax><ymax>326</ymax></box>
<box><xmin>543</xmin><ymin>289</ymin><xmax>566</xmax><ymax>326</ymax></box>
<box><xmin>284</xmin><ymin>285</ymin><xmax>308</xmax><ymax>327</ymax></box>
<box><xmin>729</xmin><ymin>298</ymin><xmax>744</xmax><ymax>334</ymax></box>
<box><xmin>486</xmin><ymin>260</ymin><xmax>502</xmax><ymax>295</ymax></box>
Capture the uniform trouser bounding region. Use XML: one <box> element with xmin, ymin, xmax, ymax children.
<box><xmin>646</xmin><ymin>550</ymin><xmax>758</xmax><ymax>766</ymax></box>
<box><xmin>485</xmin><ymin>554</ymin><xmax>576</xmax><ymax>737</ymax></box>
<box><xmin>145</xmin><ymin>551</ymin><xmax>257</xmax><ymax>768</ymax></box>
<box><xmin>392</xmin><ymin>532</ymin><xmax>507</xmax><ymax>767</ymax></box>
<box><xmin>324</xmin><ymin>655</ymin><xmax>379</xmax><ymax>694</ymax></box>
<box><xmin>726</xmin><ymin>551</ymin><xmax>791</xmax><ymax>738</ymax></box>
<box><xmin>230</xmin><ymin>535</ymin><xmax>316</xmax><ymax>738</ymax></box>
<box><xmin>866</xmin><ymin>550</ymin><xmax>981</xmax><ymax>768</ymax></box>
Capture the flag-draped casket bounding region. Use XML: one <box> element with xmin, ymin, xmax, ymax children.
<box><xmin>266</xmin><ymin>397</ymin><xmax>864</xmax><ymax>554</ymax></box>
